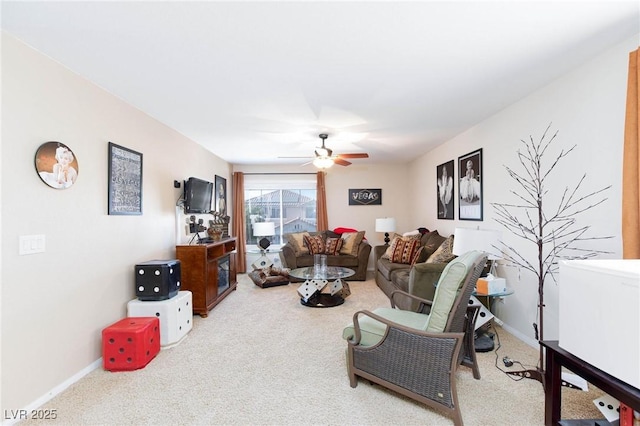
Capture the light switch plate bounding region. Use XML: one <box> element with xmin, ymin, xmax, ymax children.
<box><xmin>19</xmin><ymin>234</ymin><xmax>46</xmax><ymax>255</ymax></box>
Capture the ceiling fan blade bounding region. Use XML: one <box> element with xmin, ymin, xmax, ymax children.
<box><xmin>334</xmin><ymin>158</ymin><xmax>352</xmax><ymax>166</ymax></box>
<box><xmin>337</xmin><ymin>153</ymin><xmax>369</xmax><ymax>159</ymax></box>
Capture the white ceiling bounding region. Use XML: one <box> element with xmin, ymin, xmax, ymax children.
<box><xmin>2</xmin><ymin>1</ymin><xmax>639</xmax><ymax>166</ymax></box>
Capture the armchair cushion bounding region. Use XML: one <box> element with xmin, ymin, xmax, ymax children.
<box><xmin>426</xmin><ymin>251</ymin><xmax>477</xmax><ymax>332</ymax></box>
<box><xmin>342</xmin><ymin>308</ymin><xmax>430</xmax><ymax>346</ymax></box>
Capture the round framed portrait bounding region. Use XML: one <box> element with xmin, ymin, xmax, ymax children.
<box><xmin>35</xmin><ymin>141</ymin><xmax>79</xmax><ymax>189</ymax></box>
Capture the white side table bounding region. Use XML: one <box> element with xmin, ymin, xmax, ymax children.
<box><xmin>471</xmin><ymin>287</ymin><xmax>514</xmax><ymax>352</ymax></box>
<box><xmin>248</xmin><ymin>248</ymin><xmax>282</xmax><ymax>269</ymax></box>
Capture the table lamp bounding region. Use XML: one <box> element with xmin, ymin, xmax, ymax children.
<box><xmin>452</xmin><ymin>227</ymin><xmax>502</xmax><ymax>276</ymax></box>
<box><xmin>253</xmin><ymin>222</ymin><xmax>276</xmax><ymax>250</ymax></box>
<box><xmin>375</xmin><ymin>217</ymin><xmax>396</xmax><ymax>245</ymax></box>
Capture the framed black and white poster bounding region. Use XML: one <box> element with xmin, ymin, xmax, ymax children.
<box><xmin>108</xmin><ymin>142</ymin><xmax>143</xmax><ymax>215</ymax></box>
<box><xmin>215</xmin><ymin>175</ymin><xmax>227</xmax><ymax>216</ymax></box>
<box><xmin>458</xmin><ymin>148</ymin><xmax>483</xmax><ymax>221</ymax></box>
<box><xmin>437</xmin><ymin>160</ymin><xmax>454</xmax><ymax>220</ymax></box>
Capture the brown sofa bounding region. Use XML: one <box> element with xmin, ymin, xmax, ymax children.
<box><xmin>279</xmin><ymin>230</ymin><xmax>371</xmax><ymax>281</ymax></box>
<box><xmin>375</xmin><ymin>230</ymin><xmax>456</xmax><ymax>310</ymax></box>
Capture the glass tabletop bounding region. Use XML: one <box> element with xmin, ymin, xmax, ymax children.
<box><xmin>473</xmin><ymin>288</ymin><xmax>514</xmax><ymax>297</ymax></box>
<box><xmin>247</xmin><ymin>248</ymin><xmax>282</xmax><ymax>254</ymax></box>
<box><xmin>289</xmin><ymin>266</ymin><xmax>355</xmax><ymax>280</ymax></box>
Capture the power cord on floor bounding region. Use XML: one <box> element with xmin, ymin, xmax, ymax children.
<box><xmin>492</xmin><ymin>325</ymin><xmax>537</xmax><ymax>381</ymax></box>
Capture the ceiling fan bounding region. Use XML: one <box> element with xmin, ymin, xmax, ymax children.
<box><xmin>281</xmin><ymin>134</ymin><xmax>369</xmax><ymax>168</ymax></box>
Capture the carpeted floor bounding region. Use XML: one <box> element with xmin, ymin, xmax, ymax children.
<box><xmin>22</xmin><ymin>275</ymin><xmax>605</xmax><ymax>425</ymax></box>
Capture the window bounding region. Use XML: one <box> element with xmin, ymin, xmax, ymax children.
<box><xmin>244</xmin><ymin>176</ymin><xmax>317</xmax><ymax>247</ymax></box>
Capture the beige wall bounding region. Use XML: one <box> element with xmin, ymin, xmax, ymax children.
<box><xmin>407</xmin><ymin>34</ymin><xmax>638</xmax><ymax>344</ymax></box>
<box><xmin>0</xmin><ymin>34</ymin><xmax>231</xmax><ymax>412</ymax></box>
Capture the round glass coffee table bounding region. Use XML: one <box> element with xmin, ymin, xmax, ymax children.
<box><xmin>289</xmin><ymin>266</ymin><xmax>354</xmax><ymax>307</ymax></box>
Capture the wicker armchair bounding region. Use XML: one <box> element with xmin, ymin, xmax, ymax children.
<box><xmin>342</xmin><ymin>251</ymin><xmax>487</xmax><ymax>426</ymax></box>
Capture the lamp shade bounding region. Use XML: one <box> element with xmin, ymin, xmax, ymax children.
<box><xmin>375</xmin><ymin>218</ymin><xmax>396</xmax><ymax>233</ymax></box>
<box><xmin>253</xmin><ymin>222</ymin><xmax>275</xmax><ymax>237</ymax></box>
<box><xmin>452</xmin><ymin>227</ymin><xmax>502</xmax><ymax>260</ymax></box>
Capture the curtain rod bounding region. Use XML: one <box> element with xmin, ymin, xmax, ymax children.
<box><xmin>241</xmin><ymin>172</ymin><xmax>317</xmax><ymax>176</ymax></box>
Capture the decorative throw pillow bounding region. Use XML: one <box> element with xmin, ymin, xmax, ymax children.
<box><xmin>383</xmin><ymin>234</ymin><xmax>420</xmax><ymax>259</ymax></box>
<box><xmin>325</xmin><ymin>237</ymin><xmax>343</xmax><ymax>255</ymax></box>
<box><xmin>388</xmin><ymin>237</ymin><xmax>423</xmax><ymax>265</ymax></box>
<box><xmin>340</xmin><ymin>231</ymin><xmax>365</xmax><ymax>256</ymax></box>
<box><xmin>381</xmin><ymin>235</ymin><xmax>399</xmax><ymax>259</ymax></box>
<box><xmin>303</xmin><ymin>234</ymin><xmax>325</xmax><ymax>255</ymax></box>
<box><xmin>421</xmin><ymin>230</ymin><xmax>447</xmax><ymax>259</ymax></box>
<box><xmin>284</xmin><ymin>232</ymin><xmax>310</xmax><ymax>256</ymax></box>
<box><xmin>426</xmin><ymin>235</ymin><xmax>457</xmax><ymax>264</ymax></box>
<box><xmin>411</xmin><ymin>246</ymin><xmax>425</xmax><ymax>265</ymax></box>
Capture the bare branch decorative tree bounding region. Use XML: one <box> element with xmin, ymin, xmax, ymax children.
<box><xmin>491</xmin><ymin>123</ymin><xmax>613</xmax><ymax>383</ymax></box>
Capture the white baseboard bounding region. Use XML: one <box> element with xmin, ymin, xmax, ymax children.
<box><xmin>2</xmin><ymin>358</ymin><xmax>102</xmax><ymax>426</ymax></box>
<box><xmin>500</xmin><ymin>322</ymin><xmax>539</xmax><ymax>349</ymax></box>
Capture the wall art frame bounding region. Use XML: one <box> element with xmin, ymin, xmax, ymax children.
<box><xmin>34</xmin><ymin>141</ymin><xmax>79</xmax><ymax>190</ymax></box>
<box><xmin>348</xmin><ymin>188</ymin><xmax>382</xmax><ymax>205</ymax></box>
<box><xmin>436</xmin><ymin>160</ymin><xmax>454</xmax><ymax>220</ymax></box>
<box><xmin>458</xmin><ymin>148</ymin><xmax>483</xmax><ymax>221</ymax></box>
<box><xmin>215</xmin><ymin>175</ymin><xmax>227</xmax><ymax>217</ymax></box>
<box><xmin>108</xmin><ymin>142</ymin><xmax>143</xmax><ymax>215</ymax></box>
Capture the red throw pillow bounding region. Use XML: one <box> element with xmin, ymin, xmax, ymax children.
<box><xmin>333</xmin><ymin>227</ymin><xmax>358</xmax><ymax>235</ymax></box>
<box><xmin>333</xmin><ymin>227</ymin><xmax>367</xmax><ymax>240</ymax></box>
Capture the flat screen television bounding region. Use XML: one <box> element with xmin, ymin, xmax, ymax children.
<box><xmin>184</xmin><ymin>177</ymin><xmax>214</xmax><ymax>214</ymax></box>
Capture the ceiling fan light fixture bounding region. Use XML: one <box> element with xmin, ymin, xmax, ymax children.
<box><xmin>313</xmin><ymin>157</ymin><xmax>334</xmax><ymax>169</ymax></box>
<box><xmin>315</xmin><ymin>147</ymin><xmax>330</xmax><ymax>157</ymax></box>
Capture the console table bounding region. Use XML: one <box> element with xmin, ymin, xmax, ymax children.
<box><xmin>176</xmin><ymin>238</ymin><xmax>237</xmax><ymax>317</ymax></box>
<box><xmin>541</xmin><ymin>340</ymin><xmax>640</xmax><ymax>425</ymax></box>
